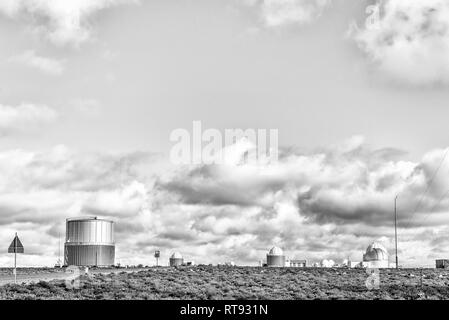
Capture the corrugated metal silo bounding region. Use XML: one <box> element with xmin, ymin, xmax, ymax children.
<box><xmin>64</xmin><ymin>217</ymin><xmax>115</xmax><ymax>267</ymax></box>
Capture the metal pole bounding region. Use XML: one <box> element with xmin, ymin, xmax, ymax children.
<box><xmin>58</xmin><ymin>233</ymin><xmax>61</xmax><ymax>267</ymax></box>
<box><xmin>14</xmin><ymin>232</ymin><xmax>17</xmax><ymax>284</ymax></box>
<box><xmin>394</xmin><ymin>195</ymin><xmax>399</xmax><ymax>269</ymax></box>
<box><xmin>14</xmin><ymin>251</ymin><xmax>17</xmax><ymax>284</ymax></box>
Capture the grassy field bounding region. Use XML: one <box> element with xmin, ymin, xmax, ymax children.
<box><xmin>1</xmin><ymin>266</ymin><xmax>449</xmax><ymax>300</ymax></box>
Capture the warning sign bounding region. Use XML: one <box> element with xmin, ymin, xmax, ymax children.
<box><xmin>8</xmin><ymin>234</ymin><xmax>24</xmax><ymax>254</ymax></box>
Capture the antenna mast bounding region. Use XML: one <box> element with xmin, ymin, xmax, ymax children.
<box><xmin>394</xmin><ymin>195</ymin><xmax>399</xmax><ymax>269</ymax></box>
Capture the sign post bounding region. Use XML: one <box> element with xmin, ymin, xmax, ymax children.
<box><xmin>8</xmin><ymin>233</ymin><xmax>24</xmax><ymax>284</ymax></box>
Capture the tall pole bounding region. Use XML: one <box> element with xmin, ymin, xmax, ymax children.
<box><xmin>394</xmin><ymin>195</ymin><xmax>399</xmax><ymax>269</ymax></box>
<box><xmin>14</xmin><ymin>232</ymin><xmax>17</xmax><ymax>284</ymax></box>
<box><xmin>58</xmin><ymin>233</ymin><xmax>61</xmax><ymax>266</ymax></box>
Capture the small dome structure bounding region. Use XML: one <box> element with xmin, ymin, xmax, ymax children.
<box><xmin>169</xmin><ymin>251</ymin><xmax>184</xmax><ymax>266</ymax></box>
<box><xmin>170</xmin><ymin>252</ymin><xmax>183</xmax><ymax>259</ymax></box>
<box><xmin>268</xmin><ymin>246</ymin><xmax>284</xmax><ymax>256</ymax></box>
<box><xmin>320</xmin><ymin>259</ymin><xmax>335</xmax><ymax>268</ymax></box>
<box><xmin>363</xmin><ymin>242</ymin><xmax>388</xmax><ymax>261</ymax></box>
<box><xmin>266</xmin><ymin>246</ymin><xmax>285</xmax><ymax>267</ymax></box>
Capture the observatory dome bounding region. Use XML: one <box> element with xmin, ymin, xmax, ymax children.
<box><xmin>268</xmin><ymin>246</ymin><xmax>284</xmax><ymax>256</ymax></box>
<box><xmin>363</xmin><ymin>242</ymin><xmax>388</xmax><ymax>261</ymax></box>
<box><xmin>170</xmin><ymin>252</ymin><xmax>183</xmax><ymax>259</ymax></box>
<box><xmin>320</xmin><ymin>259</ymin><xmax>335</xmax><ymax>268</ymax></box>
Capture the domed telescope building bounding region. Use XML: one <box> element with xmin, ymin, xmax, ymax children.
<box><xmin>362</xmin><ymin>242</ymin><xmax>389</xmax><ymax>268</ymax></box>
<box><xmin>266</xmin><ymin>246</ymin><xmax>286</xmax><ymax>267</ymax></box>
<box><xmin>169</xmin><ymin>252</ymin><xmax>184</xmax><ymax>266</ymax></box>
<box><xmin>64</xmin><ymin>217</ymin><xmax>115</xmax><ymax>267</ymax></box>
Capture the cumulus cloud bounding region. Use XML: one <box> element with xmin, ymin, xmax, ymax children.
<box><xmin>238</xmin><ymin>0</ymin><xmax>332</xmax><ymax>27</ymax></box>
<box><xmin>0</xmin><ymin>138</ymin><xmax>448</xmax><ymax>267</ymax></box>
<box><xmin>0</xmin><ymin>145</ymin><xmax>158</xmax><ymax>266</ymax></box>
<box><xmin>0</xmin><ymin>0</ymin><xmax>138</xmax><ymax>46</ymax></box>
<box><xmin>350</xmin><ymin>0</ymin><xmax>449</xmax><ymax>85</ymax></box>
<box><xmin>0</xmin><ymin>103</ymin><xmax>58</xmax><ymax>135</ymax></box>
<box><xmin>9</xmin><ymin>50</ymin><xmax>65</xmax><ymax>75</ymax></box>
<box><xmin>261</xmin><ymin>0</ymin><xmax>331</xmax><ymax>26</ymax></box>
<box><xmin>153</xmin><ymin>137</ymin><xmax>449</xmax><ymax>265</ymax></box>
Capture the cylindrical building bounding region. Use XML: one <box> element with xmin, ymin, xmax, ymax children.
<box><xmin>64</xmin><ymin>217</ymin><xmax>115</xmax><ymax>267</ymax></box>
<box><xmin>266</xmin><ymin>246</ymin><xmax>285</xmax><ymax>267</ymax></box>
<box><xmin>169</xmin><ymin>252</ymin><xmax>184</xmax><ymax>266</ymax></box>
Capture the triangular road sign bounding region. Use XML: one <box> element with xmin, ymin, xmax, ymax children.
<box><xmin>8</xmin><ymin>234</ymin><xmax>24</xmax><ymax>254</ymax></box>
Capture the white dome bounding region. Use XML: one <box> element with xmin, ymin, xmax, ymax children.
<box><xmin>363</xmin><ymin>242</ymin><xmax>388</xmax><ymax>261</ymax></box>
<box><xmin>268</xmin><ymin>246</ymin><xmax>284</xmax><ymax>256</ymax></box>
<box><xmin>170</xmin><ymin>252</ymin><xmax>183</xmax><ymax>259</ymax></box>
<box><xmin>320</xmin><ymin>259</ymin><xmax>335</xmax><ymax>268</ymax></box>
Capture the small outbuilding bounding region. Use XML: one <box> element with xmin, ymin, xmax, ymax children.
<box><xmin>288</xmin><ymin>259</ymin><xmax>307</xmax><ymax>267</ymax></box>
<box><xmin>436</xmin><ymin>259</ymin><xmax>449</xmax><ymax>269</ymax></box>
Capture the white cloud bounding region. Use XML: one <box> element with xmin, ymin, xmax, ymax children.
<box><xmin>0</xmin><ymin>103</ymin><xmax>58</xmax><ymax>135</ymax></box>
<box><xmin>9</xmin><ymin>50</ymin><xmax>65</xmax><ymax>75</ymax></box>
<box><xmin>0</xmin><ymin>0</ymin><xmax>138</xmax><ymax>46</ymax></box>
<box><xmin>69</xmin><ymin>98</ymin><xmax>102</xmax><ymax>116</ymax></box>
<box><xmin>261</xmin><ymin>0</ymin><xmax>331</xmax><ymax>27</ymax></box>
<box><xmin>154</xmin><ymin>137</ymin><xmax>449</xmax><ymax>266</ymax></box>
<box><xmin>0</xmin><ymin>139</ymin><xmax>448</xmax><ymax>267</ymax></box>
<box><xmin>350</xmin><ymin>0</ymin><xmax>449</xmax><ymax>85</ymax></box>
<box><xmin>238</xmin><ymin>0</ymin><xmax>332</xmax><ymax>27</ymax></box>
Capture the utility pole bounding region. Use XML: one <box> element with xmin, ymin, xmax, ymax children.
<box><xmin>58</xmin><ymin>233</ymin><xmax>61</xmax><ymax>268</ymax></box>
<box><xmin>14</xmin><ymin>232</ymin><xmax>17</xmax><ymax>284</ymax></box>
<box><xmin>394</xmin><ymin>195</ymin><xmax>399</xmax><ymax>269</ymax></box>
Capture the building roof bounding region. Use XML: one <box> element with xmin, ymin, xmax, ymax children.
<box><xmin>363</xmin><ymin>242</ymin><xmax>388</xmax><ymax>261</ymax></box>
<box><xmin>268</xmin><ymin>246</ymin><xmax>284</xmax><ymax>256</ymax></box>
<box><xmin>66</xmin><ymin>216</ymin><xmax>114</xmax><ymax>223</ymax></box>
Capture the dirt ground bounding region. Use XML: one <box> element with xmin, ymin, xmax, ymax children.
<box><xmin>1</xmin><ymin>266</ymin><xmax>449</xmax><ymax>300</ymax></box>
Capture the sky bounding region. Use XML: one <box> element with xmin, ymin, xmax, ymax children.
<box><xmin>0</xmin><ymin>0</ymin><xmax>449</xmax><ymax>267</ymax></box>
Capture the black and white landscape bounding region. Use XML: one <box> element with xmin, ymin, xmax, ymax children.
<box><xmin>1</xmin><ymin>0</ymin><xmax>449</xmax><ymax>302</ymax></box>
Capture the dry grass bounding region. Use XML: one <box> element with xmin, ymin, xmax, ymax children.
<box><xmin>1</xmin><ymin>266</ymin><xmax>449</xmax><ymax>300</ymax></box>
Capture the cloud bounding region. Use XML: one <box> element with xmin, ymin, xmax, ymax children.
<box><xmin>349</xmin><ymin>0</ymin><xmax>449</xmax><ymax>85</ymax></box>
<box><xmin>0</xmin><ymin>0</ymin><xmax>138</xmax><ymax>46</ymax></box>
<box><xmin>69</xmin><ymin>98</ymin><xmax>102</xmax><ymax>116</ymax></box>
<box><xmin>153</xmin><ymin>137</ymin><xmax>449</xmax><ymax>265</ymax></box>
<box><xmin>9</xmin><ymin>50</ymin><xmax>65</xmax><ymax>75</ymax></box>
<box><xmin>0</xmin><ymin>145</ymin><xmax>160</xmax><ymax>266</ymax></box>
<box><xmin>261</xmin><ymin>0</ymin><xmax>331</xmax><ymax>26</ymax></box>
<box><xmin>0</xmin><ymin>138</ymin><xmax>449</xmax><ymax>267</ymax></box>
<box><xmin>0</xmin><ymin>103</ymin><xmax>58</xmax><ymax>135</ymax></box>
<box><xmin>238</xmin><ymin>0</ymin><xmax>332</xmax><ymax>27</ymax></box>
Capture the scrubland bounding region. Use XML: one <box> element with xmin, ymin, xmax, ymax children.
<box><xmin>1</xmin><ymin>266</ymin><xmax>449</xmax><ymax>300</ymax></box>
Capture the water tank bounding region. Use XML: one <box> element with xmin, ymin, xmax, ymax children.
<box><xmin>266</xmin><ymin>246</ymin><xmax>285</xmax><ymax>267</ymax></box>
<box><xmin>169</xmin><ymin>252</ymin><xmax>184</xmax><ymax>266</ymax></box>
<box><xmin>64</xmin><ymin>217</ymin><xmax>115</xmax><ymax>267</ymax></box>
